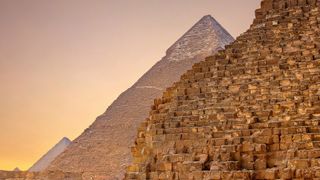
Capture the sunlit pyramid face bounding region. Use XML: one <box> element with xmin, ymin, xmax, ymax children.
<box><xmin>125</xmin><ymin>0</ymin><xmax>320</xmax><ymax>179</ymax></box>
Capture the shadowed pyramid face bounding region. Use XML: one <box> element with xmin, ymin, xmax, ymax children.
<box><xmin>125</xmin><ymin>0</ymin><xmax>320</xmax><ymax>179</ymax></box>
<box><xmin>47</xmin><ymin>15</ymin><xmax>234</xmax><ymax>179</ymax></box>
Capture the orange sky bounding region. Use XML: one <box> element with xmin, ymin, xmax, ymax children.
<box><xmin>0</xmin><ymin>0</ymin><xmax>261</xmax><ymax>170</ymax></box>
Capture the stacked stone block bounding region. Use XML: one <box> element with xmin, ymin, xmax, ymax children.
<box><xmin>125</xmin><ymin>0</ymin><xmax>320</xmax><ymax>179</ymax></box>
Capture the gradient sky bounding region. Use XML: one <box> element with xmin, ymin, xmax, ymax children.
<box><xmin>0</xmin><ymin>0</ymin><xmax>261</xmax><ymax>170</ymax></box>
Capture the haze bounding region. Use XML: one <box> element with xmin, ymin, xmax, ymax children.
<box><xmin>0</xmin><ymin>0</ymin><xmax>260</xmax><ymax>170</ymax></box>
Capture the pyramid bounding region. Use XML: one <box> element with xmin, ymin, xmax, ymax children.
<box><xmin>47</xmin><ymin>15</ymin><xmax>234</xmax><ymax>179</ymax></box>
<box><xmin>13</xmin><ymin>167</ymin><xmax>20</xmax><ymax>172</ymax></box>
<box><xmin>125</xmin><ymin>0</ymin><xmax>320</xmax><ymax>179</ymax></box>
<box><xmin>29</xmin><ymin>137</ymin><xmax>71</xmax><ymax>172</ymax></box>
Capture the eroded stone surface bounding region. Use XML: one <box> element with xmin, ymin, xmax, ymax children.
<box><xmin>125</xmin><ymin>0</ymin><xmax>320</xmax><ymax>179</ymax></box>
<box><xmin>46</xmin><ymin>15</ymin><xmax>234</xmax><ymax>179</ymax></box>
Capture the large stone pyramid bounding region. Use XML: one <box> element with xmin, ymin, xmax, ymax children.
<box><xmin>47</xmin><ymin>15</ymin><xmax>234</xmax><ymax>179</ymax></box>
<box><xmin>125</xmin><ymin>0</ymin><xmax>320</xmax><ymax>179</ymax></box>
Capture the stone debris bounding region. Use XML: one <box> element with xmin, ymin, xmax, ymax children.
<box><xmin>125</xmin><ymin>0</ymin><xmax>320</xmax><ymax>179</ymax></box>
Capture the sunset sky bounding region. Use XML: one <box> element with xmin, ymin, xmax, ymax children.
<box><xmin>0</xmin><ymin>0</ymin><xmax>260</xmax><ymax>170</ymax></box>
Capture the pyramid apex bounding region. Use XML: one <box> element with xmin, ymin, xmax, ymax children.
<box><xmin>61</xmin><ymin>137</ymin><xmax>70</xmax><ymax>141</ymax></box>
<box><xmin>193</xmin><ymin>14</ymin><xmax>228</xmax><ymax>32</ymax></box>
<box><xmin>202</xmin><ymin>14</ymin><xmax>213</xmax><ymax>18</ymax></box>
<box><xmin>165</xmin><ymin>14</ymin><xmax>234</xmax><ymax>59</ymax></box>
<box><xmin>199</xmin><ymin>15</ymin><xmax>216</xmax><ymax>22</ymax></box>
<box><xmin>60</xmin><ymin>137</ymin><xmax>71</xmax><ymax>143</ymax></box>
<box><xmin>13</xmin><ymin>167</ymin><xmax>20</xmax><ymax>172</ymax></box>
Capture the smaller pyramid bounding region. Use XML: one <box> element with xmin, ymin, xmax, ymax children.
<box><xmin>28</xmin><ymin>137</ymin><xmax>71</xmax><ymax>172</ymax></box>
<box><xmin>13</xmin><ymin>167</ymin><xmax>20</xmax><ymax>172</ymax></box>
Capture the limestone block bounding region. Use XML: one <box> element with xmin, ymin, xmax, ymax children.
<box><xmin>203</xmin><ymin>171</ymin><xmax>221</xmax><ymax>180</ymax></box>
<box><xmin>288</xmin><ymin>159</ymin><xmax>310</xmax><ymax>169</ymax></box>
<box><xmin>241</xmin><ymin>141</ymin><xmax>255</xmax><ymax>152</ymax></box>
<box><xmin>158</xmin><ymin>162</ymin><xmax>172</xmax><ymax>171</ymax></box>
<box><xmin>255</xmin><ymin>158</ymin><xmax>267</xmax><ymax>170</ymax></box>
<box><xmin>279</xmin><ymin>168</ymin><xmax>293</xmax><ymax>179</ymax></box>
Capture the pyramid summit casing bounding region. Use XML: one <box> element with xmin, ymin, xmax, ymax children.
<box><xmin>125</xmin><ymin>0</ymin><xmax>320</xmax><ymax>179</ymax></box>
<box><xmin>47</xmin><ymin>15</ymin><xmax>234</xmax><ymax>179</ymax></box>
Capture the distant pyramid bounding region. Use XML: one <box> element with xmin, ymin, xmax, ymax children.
<box><xmin>28</xmin><ymin>137</ymin><xmax>71</xmax><ymax>172</ymax></box>
<box><xmin>13</xmin><ymin>167</ymin><xmax>20</xmax><ymax>172</ymax></box>
<box><xmin>47</xmin><ymin>15</ymin><xmax>234</xmax><ymax>179</ymax></box>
